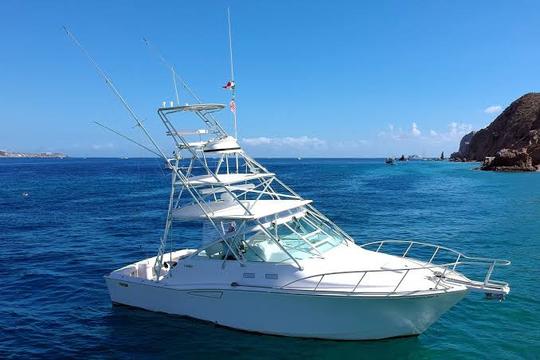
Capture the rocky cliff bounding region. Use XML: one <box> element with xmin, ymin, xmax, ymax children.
<box><xmin>450</xmin><ymin>131</ymin><xmax>475</xmax><ymax>161</ymax></box>
<box><xmin>452</xmin><ymin>93</ymin><xmax>540</xmax><ymax>171</ymax></box>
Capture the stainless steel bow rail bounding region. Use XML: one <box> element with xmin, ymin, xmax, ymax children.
<box><xmin>280</xmin><ymin>240</ymin><xmax>510</xmax><ymax>297</ymax></box>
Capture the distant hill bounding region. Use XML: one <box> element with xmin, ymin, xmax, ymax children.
<box><xmin>451</xmin><ymin>93</ymin><xmax>540</xmax><ymax>171</ymax></box>
<box><xmin>0</xmin><ymin>150</ymin><xmax>66</xmax><ymax>158</ymax></box>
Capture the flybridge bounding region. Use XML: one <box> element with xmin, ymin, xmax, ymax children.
<box><xmin>158</xmin><ymin>104</ymin><xmax>228</xmax><ymax>139</ymax></box>
<box><xmin>152</xmin><ymin>100</ymin><xmax>348</xmax><ymax>275</ymax></box>
<box><xmin>160</xmin><ymin>104</ymin><xmax>226</xmax><ymax>112</ymax></box>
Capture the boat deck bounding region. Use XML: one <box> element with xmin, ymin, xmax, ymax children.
<box><xmin>109</xmin><ymin>245</ymin><xmax>469</xmax><ymax>296</ymax></box>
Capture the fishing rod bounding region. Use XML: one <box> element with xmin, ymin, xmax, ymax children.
<box><xmin>94</xmin><ymin>121</ymin><xmax>162</xmax><ymax>157</ymax></box>
<box><xmin>142</xmin><ymin>37</ymin><xmax>204</xmax><ymax>105</ymax></box>
<box><xmin>172</xmin><ymin>66</ymin><xmax>180</xmax><ymax>105</ymax></box>
<box><xmin>63</xmin><ymin>26</ymin><xmax>168</xmax><ymax>160</ymax></box>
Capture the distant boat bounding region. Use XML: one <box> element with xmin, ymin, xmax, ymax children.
<box><xmin>297</xmin><ymin>157</ymin><xmax>302</xmax><ymax>160</ymax></box>
<box><xmin>385</xmin><ymin>157</ymin><xmax>395</xmax><ymax>165</ymax></box>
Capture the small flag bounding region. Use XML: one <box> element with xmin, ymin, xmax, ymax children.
<box><xmin>223</xmin><ymin>81</ymin><xmax>235</xmax><ymax>90</ymax></box>
<box><xmin>229</xmin><ymin>99</ymin><xmax>236</xmax><ymax>113</ymax></box>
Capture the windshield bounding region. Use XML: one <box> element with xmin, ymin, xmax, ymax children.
<box><xmin>192</xmin><ymin>212</ymin><xmax>346</xmax><ymax>263</ymax></box>
<box><xmin>242</xmin><ymin>213</ymin><xmax>345</xmax><ymax>262</ymax></box>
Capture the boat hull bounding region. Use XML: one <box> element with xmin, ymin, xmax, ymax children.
<box><xmin>105</xmin><ymin>277</ymin><xmax>467</xmax><ymax>340</ymax></box>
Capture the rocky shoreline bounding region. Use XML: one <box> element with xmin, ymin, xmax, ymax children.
<box><xmin>0</xmin><ymin>150</ymin><xmax>66</xmax><ymax>159</ymax></box>
<box><xmin>451</xmin><ymin>93</ymin><xmax>540</xmax><ymax>172</ymax></box>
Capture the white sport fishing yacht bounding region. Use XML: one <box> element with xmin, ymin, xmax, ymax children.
<box><xmin>104</xmin><ymin>103</ymin><xmax>510</xmax><ymax>340</ymax></box>
<box><xmin>63</xmin><ymin>24</ymin><xmax>510</xmax><ymax>341</ymax></box>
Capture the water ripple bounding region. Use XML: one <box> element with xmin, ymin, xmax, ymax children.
<box><xmin>0</xmin><ymin>158</ymin><xmax>538</xmax><ymax>359</ymax></box>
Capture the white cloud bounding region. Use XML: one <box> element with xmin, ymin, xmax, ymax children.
<box><xmin>374</xmin><ymin>121</ymin><xmax>476</xmax><ymax>157</ymax></box>
<box><xmin>334</xmin><ymin>139</ymin><xmax>370</xmax><ymax>150</ymax></box>
<box><xmin>242</xmin><ymin>136</ymin><xmax>327</xmax><ymax>148</ymax></box>
<box><xmin>378</xmin><ymin>122</ymin><xmax>423</xmax><ymax>140</ymax></box>
<box><xmin>379</xmin><ymin>122</ymin><xmax>473</xmax><ymax>143</ymax></box>
<box><xmin>411</xmin><ymin>122</ymin><xmax>421</xmax><ymax>137</ymax></box>
<box><xmin>242</xmin><ymin>137</ymin><xmax>272</xmax><ymax>145</ymax></box>
<box><xmin>241</xmin><ymin>136</ymin><xmax>372</xmax><ymax>156</ymax></box>
<box><xmin>447</xmin><ymin>122</ymin><xmax>473</xmax><ymax>138</ymax></box>
<box><xmin>91</xmin><ymin>143</ymin><xmax>115</xmax><ymax>150</ymax></box>
<box><xmin>484</xmin><ymin>105</ymin><xmax>502</xmax><ymax>114</ymax></box>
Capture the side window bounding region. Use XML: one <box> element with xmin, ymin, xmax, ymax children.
<box><xmin>242</xmin><ymin>229</ymin><xmax>290</xmax><ymax>263</ymax></box>
<box><xmin>195</xmin><ymin>241</ymin><xmax>236</xmax><ymax>260</ymax></box>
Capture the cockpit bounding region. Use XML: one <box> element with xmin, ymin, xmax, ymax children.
<box><xmin>192</xmin><ymin>211</ymin><xmax>346</xmax><ymax>263</ymax></box>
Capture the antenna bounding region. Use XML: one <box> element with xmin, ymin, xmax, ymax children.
<box><xmin>143</xmin><ymin>37</ymin><xmax>203</xmax><ymax>104</ymax></box>
<box><xmin>227</xmin><ymin>7</ymin><xmax>235</xmax><ymax>83</ymax></box>
<box><xmin>227</xmin><ymin>7</ymin><xmax>238</xmax><ymax>139</ymax></box>
<box><xmin>63</xmin><ymin>26</ymin><xmax>168</xmax><ymax>160</ymax></box>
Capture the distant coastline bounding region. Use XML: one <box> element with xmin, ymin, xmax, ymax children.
<box><xmin>0</xmin><ymin>150</ymin><xmax>66</xmax><ymax>159</ymax></box>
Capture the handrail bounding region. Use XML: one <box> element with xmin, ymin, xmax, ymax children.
<box><xmin>280</xmin><ymin>240</ymin><xmax>510</xmax><ymax>296</ymax></box>
<box><xmin>280</xmin><ymin>261</ymin><xmax>509</xmax><ymax>295</ymax></box>
<box><xmin>360</xmin><ymin>240</ymin><xmax>511</xmax><ymax>266</ymax></box>
<box><xmin>281</xmin><ymin>260</ymin><xmax>457</xmax><ymax>291</ymax></box>
<box><xmin>361</xmin><ymin>240</ymin><xmax>510</xmax><ymax>293</ymax></box>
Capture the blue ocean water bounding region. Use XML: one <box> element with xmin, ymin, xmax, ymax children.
<box><xmin>0</xmin><ymin>158</ymin><xmax>538</xmax><ymax>359</ymax></box>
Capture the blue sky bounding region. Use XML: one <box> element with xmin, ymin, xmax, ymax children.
<box><xmin>1</xmin><ymin>1</ymin><xmax>539</xmax><ymax>157</ymax></box>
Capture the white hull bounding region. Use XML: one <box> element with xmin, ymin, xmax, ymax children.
<box><xmin>105</xmin><ymin>277</ymin><xmax>467</xmax><ymax>340</ymax></box>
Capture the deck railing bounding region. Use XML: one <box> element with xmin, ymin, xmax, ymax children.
<box><xmin>279</xmin><ymin>240</ymin><xmax>510</xmax><ymax>297</ymax></box>
<box><xmin>362</xmin><ymin>240</ymin><xmax>510</xmax><ymax>283</ymax></box>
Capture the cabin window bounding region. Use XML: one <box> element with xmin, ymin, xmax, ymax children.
<box><xmin>193</xmin><ymin>213</ymin><xmax>345</xmax><ymax>263</ymax></box>
<box><xmin>240</xmin><ymin>214</ymin><xmax>345</xmax><ymax>262</ymax></box>
<box><xmin>194</xmin><ymin>241</ymin><xmax>237</xmax><ymax>260</ymax></box>
<box><xmin>242</xmin><ymin>229</ymin><xmax>291</xmax><ymax>263</ymax></box>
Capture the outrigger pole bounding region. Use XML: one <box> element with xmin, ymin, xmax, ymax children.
<box><xmin>172</xmin><ymin>66</ymin><xmax>180</xmax><ymax>105</ymax></box>
<box><xmin>94</xmin><ymin>121</ymin><xmax>162</xmax><ymax>158</ymax></box>
<box><xmin>142</xmin><ymin>38</ymin><xmax>203</xmax><ymax>105</ymax></box>
<box><xmin>63</xmin><ymin>26</ymin><xmax>168</xmax><ymax>161</ymax></box>
<box><xmin>227</xmin><ymin>7</ymin><xmax>238</xmax><ymax>140</ymax></box>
